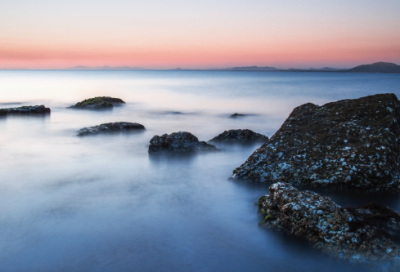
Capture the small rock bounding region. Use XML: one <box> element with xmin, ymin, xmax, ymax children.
<box><xmin>209</xmin><ymin>129</ymin><xmax>268</xmax><ymax>144</ymax></box>
<box><xmin>69</xmin><ymin>97</ymin><xmax>125</xmax><ymax>110</ymax></box>
<box><xmin>77</xmin><ymin>122</ymin><xmax>145</xmax><ymax>136</ymax></box>
<box><xmin>148</xmin><ymin>131</ymin><xmax>217</xmax><ymax>153</ymax></box>
<box><xmin>0</xmin><ymin>105</ymin><xmax>50</xmax><ymax>115</ymax></box>
<box><xmin>230</xmin><ymin>113</ymin><xmax>245</xmax><ymax>118</ymax></box>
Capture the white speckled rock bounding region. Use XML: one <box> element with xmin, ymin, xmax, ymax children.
<box><xmin>233</xmin><ymin>93</ymin><xmax>400</xmax><ymax>192</ymax></box>
<box><xmin>258</xmin><ymin>182</ymin><xmax>400</xmax><ymax>264</ymax></box>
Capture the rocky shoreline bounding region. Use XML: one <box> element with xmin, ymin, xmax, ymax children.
<box><xmin>4</xmin><ymin>92</ymin><xmax>400</xmax><ymax>265</ymax></box>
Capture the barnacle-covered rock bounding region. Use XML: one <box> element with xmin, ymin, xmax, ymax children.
<box><xmin>209</xmin><ymin>129</ymin><xmax>268</xmax><ymax>144</ymax></box>
<box><xmin>148</xmin><ymin>131</ymin><xmax>217</xmax><ymax>153</ymax></box>
<box><xmin>0</xmin><ymin>105</ymin><xmax>50</xmax><ymax>115</ymax></box>
<box><xmin>258</xmin><ymin>182</ymin><xmax>400</xmax><ymax>263</ymax></box>
<box><xmin>233</xmin><ymin>93</ymin><xmax>400</xmax><ymax>192</ymax></box>
<box><xmin>77</xmin><ymin>122</ymin><xmax>145</xmax><ymax>136</ymax></box>
<box><xmin>69</xmin><ymin>96</ymin><xmax>125</xmax><ymax>109</ymax></box>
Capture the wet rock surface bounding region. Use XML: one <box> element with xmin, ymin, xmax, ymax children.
<box><xmin>77</xmin><ymin>122</ymin><xmax>145</xmax><ymax>136</ymax></box>
<box><xmin>209</xmin><ymin>129</ymin><xmax>268</xmax><ymax>144</ymax></box>
<box><xmin>148</xmin><ymin>131</ymin><xmax>217</xmax><ymax>153</ymax></box>
<box><xmin>0</xmin><ymin>105</ymin><xmax>50</xmax><ymax>115</ymax></box>
<box><xmin>233</xmin><ymin>93</ymin><xmax>400</xmax><ymax>192</ymax></box>
<box><xmin>69</xmin><ymin>96</ymin><xmax>125</xmax><ymax>109</ymax></box>
<box><xmin>258</xmin><ymin>182</ymin><xmax>400</xmax><ymax>264</ymax></box>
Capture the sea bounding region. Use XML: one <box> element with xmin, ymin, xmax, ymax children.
<box><xmin>0</xmin><ymin>70</ymin><xmax>400</xmax><ymax>271</ymax></box>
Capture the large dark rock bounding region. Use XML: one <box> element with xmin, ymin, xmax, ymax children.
<box><xmin>0</xmin><ymin>105</ymin><xmax>50</xmax><ymax>115</ymax></box>
<box><xmin>149</xmin><ymin>131</ymin><xmax>217</xmax><ymax>153</ymax></box>
<box><xmin>77</xmin><ymin>122</ymin><xmax>145</xmax><ymax>136</ymax></box>
<box><xmin>258</xmin><ymin>182</ymin><xmax>400</xmax><ymax>263</ymax></box>
<box><xmin>209</xmin><ymin>129</ymin><xmax>268</xmax><ymax>144</ymax></box>
<box><xmin>69</xmin><ymin>96</ymin><xmax>125</xmax><ymax>109</ymax></box>
<box><xmin>233</xmin><ymin>93</ymin><xmax>400</xmax><ymax>192</ymax></box>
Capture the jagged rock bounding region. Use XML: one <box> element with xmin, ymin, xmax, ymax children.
<box><xmin>0</xmin><ymin>105</ymin><xmax>50</xmax><ymax>115</ymax></box>
<box><xmin>230</xmin><ymin>113</ymin><xmax>245</xmax><ymax>118</ymax></box>
<box><xmin>209</xmin><ymin>129</ymin><xmax>268</xmax><ymax>144</ymax></box>
<box><xmin>233</xmin><ymin>93</ymin><xmax>400</xmax><ymax>192</ymax></box>
<box><xmin>148</xmin><ymin>131</ymin><xmax>217</xmax><ymax>153</ymax></box>
<box><xmin>77</xmin><ymin>122</ymin><xmax>145</xmax><ymax>136</ymax></box>
<box><xmin>258</xmin><ymin>182</ymin><xmax>400</xmax><ymax>264</ymax></box>
<box><xmin>69</xmin><ymin>96</ymin><xmax>125</xmax><ymax>109</ymax></box>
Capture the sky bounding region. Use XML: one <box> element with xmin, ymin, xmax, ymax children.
<box><xmin>1</xmin><ymin>0</ymin><xmax>400</xmax><ymax>69</ymax></box>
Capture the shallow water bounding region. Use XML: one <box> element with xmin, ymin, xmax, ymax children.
<box><xmin>0</xmin><ymin>70</ymin><xmax>400</xmax><ymax>271</ymax></box>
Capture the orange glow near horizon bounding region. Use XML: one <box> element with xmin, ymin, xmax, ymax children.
<box><xmin>1</xmin><ymin>1</ymin><xmax>400</xmax><ymax>69</ymax></box>
<box><xmin>1</xmin><ymin>42</ymin><xmax>399</xmax><ymax>69</ymax></box>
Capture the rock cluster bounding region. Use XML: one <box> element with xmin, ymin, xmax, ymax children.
<box><xmin>77</xmin><ymin>122</ymin><xmax>145</xmax><ymax>136</ymax></box>
<box><xmin>258</xmin><ymin>182</ymin><xmax>400</xmax><ymax>263</ymax></box>
<box><xmin>209</xmin><ymin>129</ymin><xmax>268</xmax><ymax>144</ymax></box>
<box><xmin>0</xmin><ymin>105</ymin><xmax>50</xmax><ymax>115</ymax></box>
<box><xmin>69</xmin><ymin>97</ymin><xmax>125</xmax><ymax>109</ymax></box>
<box><xmin>233</xmin><ymin>93</ymin><xmax>400</xmax><ymax>192</ymax></box>
<box><xmin>148</xmin><ymin>131</ymin><xmax>217</xmax><ymax>153</ymax></box>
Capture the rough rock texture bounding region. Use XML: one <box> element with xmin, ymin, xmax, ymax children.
<box><xmin>148</xmin><ymin>131</ymin><xmax>217</xmax><ymax>153</ymax></box>
<box><xmin>233</xmin><ymin>93</ymin><xmax>400</xmax><ymax>192</ymax></box>
<box><xmin>209</xmin><ymin>129</ymin><xmax>268</xmax><ymax>144</ymax></box>
<box><xmin>0</xmin><ymin>105</ymin><xmax>50</xmax><ymax>115</ymax></box>
<box><xmin>258</xmin><ymin>182</ymin><xmax>400</xmax><ymax>263</ymax></box>
<box><xmin>230</xmin><ymin>113</ymin><xmax>245</xmax><ymax>118</ymax></box>
<box><xmin>77</xmin><ymin>122</ymin><xmax>145</xmax><ymax>136</ymax></box>
<box><xmin>69</xmin><ymin>96</ymin><xmax>125</xmax><ymax>109</ymax></box>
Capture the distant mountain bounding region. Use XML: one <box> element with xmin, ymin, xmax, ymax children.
<box><xmin>69</xmin><ymin>66</ymin><xmax>144</xmax><ymax>70</ymax></box>
<box><xmin>228</xmin><ymin>66</ymin><xmax>277</xmax><ymax>71</ymax></box>
<box><xmin>347</xmin><ymin>62</ymin><xmax>400</xmax><ymax>73</ymax></box>
<box><xmin>321</xmin><ymin>67</ymin><xmax>339</xmax><ymax>71</ymax></box>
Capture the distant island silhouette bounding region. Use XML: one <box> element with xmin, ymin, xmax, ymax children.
<box><xmin>346</xmin><ymin>62</ymin><xmax>400</xmax><ymax>73</ymax></box>
<box><xmin>3</xmin><ymin>62</ymin><xmax>399</xmax><ymax>73</ymax></box>
<box><xmin>222</xmin><ymin>62</ymin><xmax>399</xmax><ymax>73</ymax></box>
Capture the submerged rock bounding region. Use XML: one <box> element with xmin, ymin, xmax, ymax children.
<box><xmin>233</xmin><ymin>93</ymin><xmax>400</xmax><ymax>192</ymax></box>
<box><xmin>209</xmin><ymin>129</ymin><xmax>268</xmax><ymax>144</ymax></box>
<box><xmin>148</xmin><ymin>131</ymin><xmax>217</xmax><ymax>153</ymax></box>
<box><xmin>230</xmin><ymin>113</ymin><xmax>245</xmax><ymax>118</ymax></box>
<box><xmin>69</xmin><ymin>96</ymin><xmax>125</xmax><ymax>109</ymax></box>
<box><xmin>0</xmin><ymin>105</ymin><xmax>50</xmax><ymax>115</ymax></box>
<box><xmin>77</xmin><ymin>122</ymin><xmax>145</xmax><ymax>136</ymax></box>
<box><xmin>258</xmin><ymin>182</ymin><xmax>400</xmax><ymax>264</ymax></box>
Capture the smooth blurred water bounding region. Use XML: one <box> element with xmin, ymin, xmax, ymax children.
<box><xmin>0</xmin><ymin>70</ymin><xmax>400</xmax><ymax>271</ymax></box>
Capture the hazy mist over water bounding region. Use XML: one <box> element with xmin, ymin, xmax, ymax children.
<box><xmin>1</xmin><ymin>71</ymin><xmax>400</xmax><ymax>271</ymax></box>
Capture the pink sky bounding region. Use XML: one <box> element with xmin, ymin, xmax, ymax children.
<box><xmin>1</xmin><ymin>0</ymin><xmax>400</xmax><ymax>69</ymax></box>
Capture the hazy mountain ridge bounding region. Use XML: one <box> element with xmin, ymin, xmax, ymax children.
<box><xmin>346</xmin><ymin>62</ymin><xmax>400</xmax><ymax>73</ymax></box>
<box><xmin>227</xmin><ymin>66</ymin><xmax>277</xmax><ymax>71</ymax></box>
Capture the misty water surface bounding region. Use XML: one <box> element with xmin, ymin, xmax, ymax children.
<box><xmin>0</xmin><ymin>71</ymin><xmax>400</xmax><ymax>271</ymax></box>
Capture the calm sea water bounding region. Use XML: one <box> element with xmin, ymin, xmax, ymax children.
<box><xmin>1</xmin><ymin>70</ymin><xmax>400</xmax><ymax>271</ymax></box>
